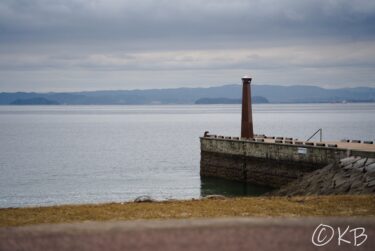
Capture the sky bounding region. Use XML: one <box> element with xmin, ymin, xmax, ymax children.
<box><xmin>1</xmin><ymin>0</ymin><xmax>375</xmax><ymax>92</ymax></box>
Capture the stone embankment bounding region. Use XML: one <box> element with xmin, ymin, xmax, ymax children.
<box><xmin>272</xmin><ymin>157</ymin><xmax>375</xmax><ymax>196</ymax></box>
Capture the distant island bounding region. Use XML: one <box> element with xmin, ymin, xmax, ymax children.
<box><xmin>195</xmin><ymin>96</ymin><xmax>269</xmax><ymax>104</ymax></box>
<box><xmin>1</xmin><ymin>84</ymin><xmax>375</xmax><ymax>105</ymax></box>
<box><xmin>11</xmin><ymin>97</ymin><xmax>60</xmax><ymax>105</ymax></box>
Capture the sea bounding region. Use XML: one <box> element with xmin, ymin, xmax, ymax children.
<box><xmin>0</xmin><ymin>103</ymin><xmax>374</xmax><ymax>208</ymax></box>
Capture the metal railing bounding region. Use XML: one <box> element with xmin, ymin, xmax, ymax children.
<box><xmin>306</xmin><ymin>128</ymin><xmax>322</xmax><ymax>142</ymax></box>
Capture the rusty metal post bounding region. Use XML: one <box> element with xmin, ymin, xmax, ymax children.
<box><xmin>241</xmin><ymin>76</ymin><xmax>254</xmax><ymax>139</ymax></box>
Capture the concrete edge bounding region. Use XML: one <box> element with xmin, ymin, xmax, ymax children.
<box><xmin>200</xmin><ymin>137</ymin><xmax>348</xmax><ymax>151</ymax></box>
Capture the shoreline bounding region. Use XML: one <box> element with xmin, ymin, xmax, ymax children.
<box><xmin>1</xmin><ymin>195</ymin><xmax>374</xmax><ymax>227</ymax></box>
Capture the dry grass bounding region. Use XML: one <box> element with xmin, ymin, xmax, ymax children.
<box><xmin>1</xmin><ymin>195</ymin><xmax>374</xmax><ymax>227</ymax></box>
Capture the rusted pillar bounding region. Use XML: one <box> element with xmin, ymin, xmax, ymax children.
<box><xmin>241</xmin><ymin>76</ymin><xmax>254</xmax><ymax>138</ymax></box>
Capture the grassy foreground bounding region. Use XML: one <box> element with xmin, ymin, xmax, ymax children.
<box><xmin>1</xmin><ymin>195</ymin><xmax>374</xmax><ymax>227</ymax></box>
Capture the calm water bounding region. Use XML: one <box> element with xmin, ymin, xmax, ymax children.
<box><xmin>0</xmin><ymin>104</ymin><xmax>374</xmax><ymax>208</ymax></box>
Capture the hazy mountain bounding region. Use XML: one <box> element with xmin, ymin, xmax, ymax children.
<box><xmin>251</xmin><ymin>85</ymin><xmax>375</xmax><ymax>103</ymax></box>
<box><xmin>1</xmin><ymin>85</ymin><xmax>374</xmax><ymax>105</ymax></box>
<box><xmin>11</xmin><ymin>97</ymin><xmax>60</xmax><ymax>105</ymax></box>
<box><xmin>195</xmin><ymin>96</ymin><xmax>269</xmax><ymax>104</ymax></box>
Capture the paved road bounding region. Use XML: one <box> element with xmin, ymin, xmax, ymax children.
<box><xmin>1</xmin><ymin>217</ymin><xmax>374</xmax><ymax>251</ymax></box>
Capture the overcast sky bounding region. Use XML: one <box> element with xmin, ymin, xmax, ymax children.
<box><xmin>1</xmin><ymin>0</ymin><xmax>375</xmax><ymax>91</ymax></box>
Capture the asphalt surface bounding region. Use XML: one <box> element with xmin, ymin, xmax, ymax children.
<box><xmin>1</xmin><ymin>217</ymin><xmax>374</xmax><ymax>251</ymax></box>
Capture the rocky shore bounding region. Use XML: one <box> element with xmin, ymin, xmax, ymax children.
<box><xmin>272</xmin><ymin>157</ymin><xmax>375</xmax><ymax>196</ymax></box>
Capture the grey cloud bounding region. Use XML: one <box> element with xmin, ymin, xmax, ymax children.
<box><xmin>0</xmin><ymin>0</ymin><xmax>375</xmax><ymax>91</ymax></box>
<box><xmin>2</xmin><ymin>42</ymin><xmax>375</xmax><ymax>71</ymax></box>
<box><xmin>1</xmin><ymin>0</ymin><xmax>374</xmax><ymax>44</ymax></box>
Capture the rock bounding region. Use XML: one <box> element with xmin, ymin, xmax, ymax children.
<box><xmin>365</xmin><ymin>163</ymin><xmax>375</xmax><ymax>173</ymax></box>
<box><xmin>352</xmin><ymin>158</ymin><xmax>367</xmax><ymax>169</ymax></box>
<box><xmin>339</xmin><ymin>157</ymin><xmax>360</xmax><ymax>167</ymax></box>
<box><xmin>333</xmin><ymin>176</ymin><xmax>348</xmax><ymax>187</ymax></box>
<box><xmin>343</xmin><ymin>164</ymin><xmax>353</xmax><ymax>170</ymax></box>
<box><xmin>350</xmin><ymin>179</ymin><xmax>364</xmax><ymax>190</ymax></box>
<box><xmin>336</xmin><ymin>182</ymin><xmax>351</xmax><ymax>193</ymax></box>
<box><xmin>203</xmin><ymin>195</ymin><xmax>227</xmax><ymax>200</ymax></box>
<box><xmin>365</xmin><ymin>158</ymin><xmax>375</xmax><ymax>166</ymax></box>
<box><xmin>367</xmin><ymin>180</ymin><xmax>375</xmax><ymax>187</ymax></box>
<box><xmin>134</xmin><ymin>195</ymin><xmax>155</xmax><ymax>203</ymax></box>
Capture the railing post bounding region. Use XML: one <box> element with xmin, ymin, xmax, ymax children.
<box><xmin>306</xmin><ymin>128</ymin><xmax>323</xmax><ymax>142</ymax></box>
<box><xmin>320</xmin><ymin>129</ymin><xmax>322</xmax><ymax>142</ymax></box>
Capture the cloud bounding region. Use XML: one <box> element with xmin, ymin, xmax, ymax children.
<box><xmin>0</xmin><ymin>0</ymin><xmax>375</xmax><ymax>91</ymax></box>
<box><xmin>2</xmin><ymin>0</ymin><xmax>375</xmax><ymax>44</ymax></box>
<box><xmin>2</xmin><ymin>42</ymin><xmax>375</xmax><ymax>71</ymax></box>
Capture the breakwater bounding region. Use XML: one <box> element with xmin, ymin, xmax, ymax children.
<box><xmin>200</xmin><ymin>135</ymin><xmax>375</xmax><ymax>188</ymax></box>
<box><xmin>272</xmin><ymin>156</ymin><xmax>375</xmax><ymax>195</ymax></box>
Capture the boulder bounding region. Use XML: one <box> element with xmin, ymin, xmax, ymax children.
<box><xmin>134</xmin><ymin>195</ymin><xmax>155</xmax><ymax>203</ymax></box>
<box><xmin>202</xmin><ymin>195</ymin><xmax>227</xmax><ymax>200</ymax></box>
<box><xmin>365</xmin><ymin>163</ymin><xmax>375</xmax><ymax>174</ymax></box>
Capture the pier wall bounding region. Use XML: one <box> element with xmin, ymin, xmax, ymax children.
<box><xmin>200</xmin><ymin>137</ymin><xmax>375</xmax><ymax>188</ymax></box>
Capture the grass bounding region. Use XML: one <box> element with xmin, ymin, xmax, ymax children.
<box><xmin>1</xmin><ymin>195</ymin><xmax>374</xmax><ymax>227</ymax></box>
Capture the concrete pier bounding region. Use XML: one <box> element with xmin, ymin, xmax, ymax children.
<box><xmin>200</xmin><ymin>135</ymin><xmax>375</xmax><ymax>187</ymax></box>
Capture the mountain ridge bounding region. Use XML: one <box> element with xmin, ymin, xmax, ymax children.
<box><xmin>1</xmin><ymin>84</ymin><xmax>374</xmax><ymax>105</ymax></box>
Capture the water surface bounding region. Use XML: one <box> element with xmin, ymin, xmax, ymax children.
<box><xmin>0</xmin><ymin>104</ymin><xmax>374</xmax><ymax>208</ymax></box>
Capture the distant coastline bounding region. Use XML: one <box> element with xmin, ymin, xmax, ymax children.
<box><xmin>195</xmin><ymin>96</ymin><xmax>269</xmax><ymax>104</ymax></box>
<box><xmin>1</xmin><ymin>84</ymin><xmax>375</xmax><ymax>105</ymax></box>
<box><xmin>10</xmin><ymin>97</ymin><xmax>60</xmax><ymax>105</ymax></box>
